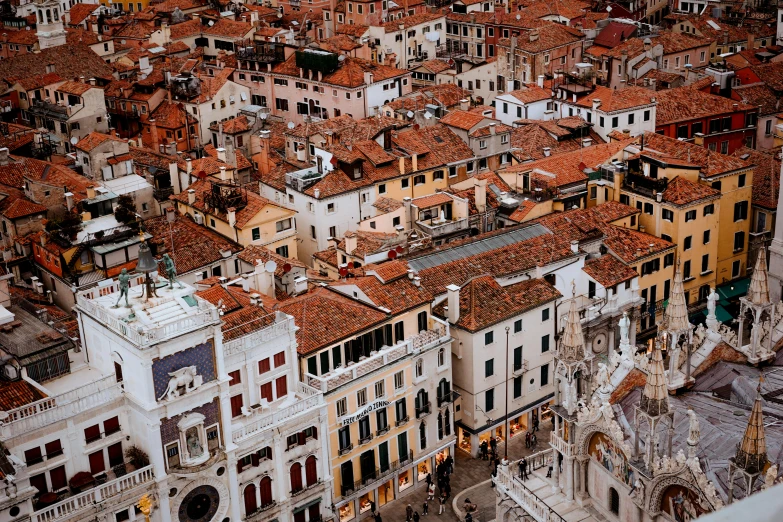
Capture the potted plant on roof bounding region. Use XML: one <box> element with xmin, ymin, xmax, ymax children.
<box><xmin>125</xmin><ymin>445</ymin><xmax>150</xmax><ymax>472</ymax></box>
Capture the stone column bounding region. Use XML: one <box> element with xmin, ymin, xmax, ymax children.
<box><xmin>227</xmin><ymin>453</ymin><xmax>242</xmax><ymax>522</ymax></box>
<box><xmin>565</xmin><ymin>456</ymin><xmax>575</xmax><ymax>501</ymax></box>
<box><xmin>552</xmin><ymin>449</ymin><xmax>561</xmax><ymax>492</ymax></box>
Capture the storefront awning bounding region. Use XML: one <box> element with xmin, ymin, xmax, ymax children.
<box><xmin>701</xmin><ymin>304</ymin><xmax>732</xmax><ymax>323</ymax></box>
<box><xmin>717</xmin><ymin>278</ymin><xmax>750</xmax><ymax>300</ymax></box>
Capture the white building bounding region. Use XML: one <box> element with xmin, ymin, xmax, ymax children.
<box><xmin>495</xmin><ymin>83</ymin><xmax>554</xmax><ymax>126</ymax></box>
<box><xmin>559</xmin><ymin>85</ymin><xmax>657</xmax><ymax>141</ymax></box>
<box><xmin>369</xmin><ymin>13</ymin><xmax>446</xmax><ymax>69</ymax></box>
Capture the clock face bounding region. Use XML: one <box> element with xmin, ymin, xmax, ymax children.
<box><xmin>593</xmin><ymin>332</ymin><xmax>607</xmax><ymax>353</ymax></box>
<box><xmin>179</xmin><ymin>485</ymin><xmax>220</xmax><ymax>522</ymax></box>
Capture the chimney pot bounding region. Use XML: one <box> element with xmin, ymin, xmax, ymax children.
<box><xmin>446</xmin><ymin>284</ymin><xmax>460</xmax><ymax>324</ymax></box>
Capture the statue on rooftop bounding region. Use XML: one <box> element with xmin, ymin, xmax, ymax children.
<box><xmin>162</xmin><ymin>254</ymin><xmax>183</xmax><ymax>289</ymax></box>
<box><xmin>686</xmin><ymin>407</ymin><xmax>700</xmax><ymax>446</ymax></box>
<box><xmin>619</xmin><ymin>311</ymin><xmax>631</xmax><ymax>345</ymax></box>
<box><xmin>114</xmin><ymin>268</ymin><xmax>130</xmax><ymax>308</ymax></box>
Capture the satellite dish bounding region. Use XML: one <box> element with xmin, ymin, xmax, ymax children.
<box><xmin>283</xmin><ymin>263</ymin><xmax>292</xmax><ymax>273</ymax></box>
<box><xmin>516</xmin><ymin>14</ymin><xmax>521</xmax><ymax>20</ymax></box>
<box><xmin>388</xmin><ymin>250</ymin><xmax>398</xmax><ymax>259</ymax></box>
<box><xmin>264</xmin><ymin>260</ymin><xmax>278</xmax><ymax>273</ymax></box>
<box><xmin>70</xmin><ymin>136</ymin><xmax>79</xmax><ymax>145</ymax></box>
<box><xmin>287</xmin><ymin>121</ymin><xmax>295</xmax><ymax>129</ymax></box>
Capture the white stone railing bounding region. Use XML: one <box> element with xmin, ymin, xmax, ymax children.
<box><xmin>549</xmin><ymin>431</ymin><xmax>574</xmax><ymax>458</ymax></box>
<box><xmin>494</xmin><ymin>456</ymin><xmax>566</xmax><ymax>522</ymax></box>
<box><xmin>31</xmin><ymin>465</ymin><xmax>154</xmax><ymax>522</ymax></box>
<box><xmin>76</xmin><ymin>296</ymin><xmax>219</xmax><ymax>348</ymax></box>
<box><xmin>305</xmin><ymin>320</ymin><xmax>450</xmax><ymax>393</ymax></box>
<box><xmin>1</xmin><ymin>375</ymin><xmax>122</xmax><ymax>439</ymax></box>
<box><xmin>232</xmin><ymin>390</ymin><xmax>324</xmax><ymax>443</ymax></box>
<box><xmin>223</xmin><ymin>313</ymin><xmax>294</xmax><ymax>357</ymax></box>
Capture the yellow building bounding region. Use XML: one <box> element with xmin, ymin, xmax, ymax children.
<box><xmin>279</xmin><ymin>262</ymin><xmax>455</xmax><ymax>522</ymax></box>
<box><xmin>172</xmin><ymin>178</ymin><xmax>298</xmax><ymax>258</ymax></box>
<box><xmin>586</xmin><ymin>133</ymin><xmax>755</xmax><ymax>332</ymax></box>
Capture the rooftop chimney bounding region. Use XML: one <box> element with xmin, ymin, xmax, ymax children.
<box><xmin>227</xmin><ymin>207</ymin><xmax>236</xmax><ymax>228</ymax></box>
<box><xmin>475</xmin><ymin>178</ymin><xmax>487</xmax><ymax>213</ymax></box>
<box><xmin>186</xmin><ymin>157</ymin><xmax>192</xmax><ymax>175</ymax></box>
<box><xmin>570</xmin><ymin>240</ymin><xmax>578</xmax><ymax>253</ymax></box>
<box><xmin>344</xmin><ymin>232</ymin><xmax>357</xmax><ymax>255</ymax></box>
<box><xmin>149</xmin><ymin>118</ymin><xmax>159</xmax><ymax>150</ymax></box>
<box><xmin>446</xmin><ymin>284</ymin><xmax>460</xmax><ymax>324</ymax></box>
<box><xmin>411</xmin><ymin>153</ymin><xmax>418</xmax><ymax>172</ymax></box>
<box><xmin>0</xmin><ymin>147</ymin><xmax>9</xmax><ymax>166</ymax></box>
<box><xmin>459</xmin><ymin>98</ymin><xmax>469</xmax><ymax>111</ymax></box>
<box><xmin>538</xmin><ymin>75</ymin><xmax>544</xmax><ymax>88</ymax></box>
<box><xmin>543</xmin><ymin>147</ymin><xmax>551</xmax><ymax>157</ymax></box>
<box><xmin>86</xmin><ymin>185</ymin><xmax>96</xmax><ymax>199</ymax></box>
<box><xmin>64</xmin><ymin>192</ymin><xmax>74</xmax><ymax>211</ymax></box>
<box><xmin>216</xmin><ymin>147</ymin><xmax>227</xmax><ymax>162</ymax></box>
<box><xmin>489</xmin><ymin>123</ymin><xmax>496</xmax><ymax>135</ymax></box>
<box><xmin>188</xmin><ymin>189</ymin><xmax>196</xmax><ymax>205</ymax></box>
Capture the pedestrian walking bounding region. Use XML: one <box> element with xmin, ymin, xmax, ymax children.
<box><xmin>533</xmin><ymin>417</ymin><xmax>539</xmax><ymax>432</ymax></box>
<box><xmin>413</xmin><ymin>511</ymin><xmax>420</xmax><ymax>522</ymax></box>
<box><xmin>558</xmin><ymin>452</ymin><xmax>563</xmax><ymax>473</ymax></box>
<box><xmin>525</xmin><ymin>431</ymin><xmax>530</xmax><ymax>449</ymax></box>
<box><xmin>423</xmin><ymin>500</ymin><xmax>429</xmax><ymax>515</ymax></box>
<box><xmin>426</xmin><ymin>472</ymin><xmax>432</xmax><ymax>486</ymax></box>
<box><xmin>518</xmin><ymin>458</ymin><xmax>524</xmax><ymax>479</ymax></box>
<box><xmin>490</xmin><ymin>436</ymin><xmax>498</xmax><ymax>454</ymax></box>
<box><xmin>547</xmin><ymin>457</ymin><xmax>553</xmax><ymax>478</ymax></box>
<box><xmin>531</xmin><ymin>433</ymin><xmax>537</xmax><ymax>448</ymax></box>
<box><xmin>438</xmin><ymin>493</ymin><xmax>446</xmax><ymax>515</ymax></box>
<box><xmin>445</xmin><ymin>482</ymin><xmax>451</xmax><ymax>499</ymax></box>
<box><xmin>445</xmin><ymin>455</ymin><xmax>454</xmax><ymax>474</ymax></box>
<box><xmin>479</xmin><ymin>440</ymin><xmax>488</xmax><ymax>460</ymax></box>
<box><xmin>406</xmin><ymin>504</ymin><xmax>413</xmax><ymax>521</ymax></box>
<box><xmin>374</xmin><ymin>513</ymin><xmax>382</xmax><ymax>522</ymax></box>
<box><xmin>370</xmin><ymin>501</ymin><xmax>376</xmax><ymax>515</ymax></box>
<box><xmin>428</xmin><ymin>482</ymin><xmax>436</xmax><ymax>500</ymax></box>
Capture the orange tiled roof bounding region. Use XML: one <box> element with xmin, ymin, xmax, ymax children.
<box><xmin>505</xmin><ymin>85</ymin><xmax>552</xmax><ymax>104</ymax></box>
<box><xmin>638</xmin><ymin>132</ymin><xmax>752</xmax><ymax>178</ymax></box>
<box><xmin>273</xmin><ymin>55</ymin><xmax>408</xmax><ymax>88</ymax></box>
<box><xmin>439</xmin><ymin>109</ymin><xmax>488</xmax><ymax>130</ymax></box>
<box><xmin>431</xmin><ymin>275</ymin><xmax>560</xmax><ymax>332</ymax></box>
<box><xmin>373</xmin><ymin>197</ymin><xmax>404</xmax><ymax>214</ymax></box>
<box><xmin>412</xmin><ymin>192</ymin><xmax>453</xmax><ymax>209</ymax></box>
<box><xmin>75</xmin><ymin>132</ymin><xmax>126</xmax><ymax>152</ymax></box>
<box><xmin>56</xmin><ymin>81</ymin><xmax>93</xmax><ymax>96</ymax></box>
<box><xmin>661</xmin><ymin>176</ymin><xmax>721</xmax><ymax>206</ymax></box>
<box><xmin>655</xmin><ymin>86</ymin><xmax>756</xmax><ymax>125</ymax></box>
<box><xmin>733</xmin><ymin>146</ymin><xmax>780</xmax><ymax>211</ymax></box>
<box><xmin>582</xmin><ymin>254</ymin><xmax>637</xmax><ymax>288</ymax></box>
<box><xmin>602</xmin><ymin>225</ymin><xmax>675</xmax><ymax>263</ymax></box>
<box><xmin>574</xmin><ymin>85</ymin><xmax>657</xmax><ymax>113</ymax></box>
<box><xmin>416</xmin><ymin>59</ymin><xmax>453</xmax><ymax>74</ymax></box>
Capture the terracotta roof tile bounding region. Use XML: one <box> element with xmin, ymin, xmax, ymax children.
<box><xmin>575</xmin><ymin>85</ymin><xmax>657</xmax><ymax>113</ymax></box>
<box><xmin>416</xmin><ymin>59</ymin><xmax>453</xmax><ymax>74</ymax></box>
<box><xmin>432</xmin><ymin>275</ymin><xmax>560</xmax><ymax>332</ymax></box>
<box><xmin>75</xmin><ymin>132</ymin><xmax>127</xmax><ymax>152</ymax></box>
<box><xmin>0</xmin><ymin>379</ymin><xmax>46</xmax><ymax>410</ymax></box>
<box><xmin>602</xmin><ymin>225</ymin><xmax>675</xmax><ymax>263</ymax></box>
<box><xmin>661</xmin><ymin>176</ymin><xmax>721</xmax><ymax>206</ymax></box>
<box><xmin>412</xmin><ymin>192</ymin><xmax>453</xmax><ymax>209</ymax></box>
<box><xmin>733</xmin><ymin>146</ymin><xmax>779</xmax><ymax>210</ymax></box>
<box><xmin>655</xmin><ymin>86</ymin><xmax>756</xmax><ymax>125</ymax></box>
<box><xmin>582</xmin><ymin>254</ymin><xmax>638</xmax><ymax>288</ymax></box>
<box><xmin>273</xmin><ymin>54</ymin><xmax>408</xmax><ymax>88</ymax></box>
<box><xmin>505</xmin><ymin>85</ymin><xmax>552</xmax><ymax>104</ymax></box>
<box><xmin>0</xmin><ymin>197</ymin><xmax>47</xmax><ymax>220</ymax></box>
<box><xmin>384</xmin><ymin>83</ymin><xmax>471</xmax><ymax>112</ymax></box>
<box><xmin>373</xmin><ymin>197</ymin><xmax>404</xmax><ymax>214</ymax></box>
<box><xmin>144</xmin><ymin>211</ymin><xmax>241</xmax><ymax>275</ymax></box>
<box><xmin>237</xmin><ymin>244</ymin><xmax>306</xmax><ymax>277</ymax></box>
<box><xmin>639</xmin><ymin>132</ymin><xmax>752</xmax><ymax>178</ymax></box>
<box><xmin>436</xmin><ymin>109</ymin><xmax>487</xmax><ymax>130</ymax></box>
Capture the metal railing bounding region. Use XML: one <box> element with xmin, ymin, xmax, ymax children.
<box><xmin>223</xmin><ymin>313</ymin><xmax>294</xmax><ymax>357</ymax></box>
<box><xmin>338</xmin><ymin>451</ymin><xmax>413</xmax><ymax>500</ymax></box>
<box><xmin>31</xmin><ymin>465</ymin><xmax>154</xmax><ymax>522</ymax></box>
<box><xmin>437</xmin><ymin>390</ymin><xmax>458</xmax><ymax>407</ymax></box>
<box><xmin>416</xmin><ymin>402</ymin><xmax>431</xmax><ymax>418</ymax></box>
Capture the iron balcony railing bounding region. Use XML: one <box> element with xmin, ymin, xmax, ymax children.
<box><xmin>339</xmin><ymin>451</ymin><xmax>413</xmax><ymax>499</ymax></box>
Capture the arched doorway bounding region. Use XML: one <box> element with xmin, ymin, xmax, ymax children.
<box><xmin>243</xmin><ymin>484</ymin><xmax>256</xmax><ymax>516</ymax></box>
<box><xmin>305</xmin><ymin>455</ymin><xmax>318</xmax><ymax>486</ymax></box>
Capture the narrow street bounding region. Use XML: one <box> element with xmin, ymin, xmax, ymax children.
<box><xmin>374</xmin><ymin>421</ymin><xmax>555</xmax><ymax>522</ymax></box>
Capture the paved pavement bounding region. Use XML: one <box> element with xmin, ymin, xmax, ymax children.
<box><xmin>373</xmin><ymin>422</ymin><xmax>555</xmax><ymax>522</ymax></box>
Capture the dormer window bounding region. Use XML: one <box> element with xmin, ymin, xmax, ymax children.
<box><xmin>353</xmin><ymin>165</ymin><xmax>361</xmax><ymax>179</ymax></box>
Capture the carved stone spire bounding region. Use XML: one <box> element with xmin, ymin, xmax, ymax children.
<box><xmin>748</xmin><ymin>248</ymin><xmax>771</xmax><ymax>307</ymax></box>
<box><xmin>558</xmin><ymin>296</ymin><xmax>585</xmax><ymax>363</ymax></box>
<box><xmin>734</xmin><ymin>377</ymin><xmax>768</xmax><ymax>475</ymax></box>
<box><xmin>664</xmin><ymin>261</ymin><xmax>689</xmax><ymax>333</ymax></box>
<box><xmin>639</xmin><ymin>340</ymin><xmax>669</xmax><ymax>417</ymax></box>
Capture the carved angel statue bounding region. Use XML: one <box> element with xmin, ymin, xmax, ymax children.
<box><xmin>630</xmin><ymin>478</ymin><xmax>645</xmax><ymax>503</ymax></box>
<box><xmin>706</xmin><ymin>287</ymin><xmax>718</xmax><ymax>319</ymax></box>
<box><xmin>158</xmin><ymin>366</ymin><xmax>199</xmax><ymax>401</ymax></box>
<box><xmin>686</xmin><ymin>407</ymin><xmax>700</xmax><ymax>445</ymax></box>
<box><xmin>596</xmin><ymin>362</ymin><xmax>611</xmax><ymax>391</ymax></box>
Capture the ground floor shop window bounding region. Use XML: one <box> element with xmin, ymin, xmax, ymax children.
<box><xmin>339</xmin><ymin>502</ymin><xmax>355</xmax><ymax>522</ymax></box>
<box><xmin>359</xmin><ymin>493</ymin><xmax>373</xmax><ymax>514</ymax></box>
<box><xmin>399</xmin><ymin>470</ymin><xmax>413</xmax><ymax>492</ymax></box>
<box><xmin>459</xmin><ymin>430</ymin><xmax>471</xmax><ymax>452</ymax></box>
<box><xmin>417</xmin><ymin>460</ymin><xmax>430</xmax><ymax>481</ymax></box>
<box><xmin>379</xmin><ymin>480</ymin><xmax>394</xmax><ymax>506</ymax></box>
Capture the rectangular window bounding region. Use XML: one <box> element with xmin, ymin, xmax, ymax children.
<box><xmin>684</xmin><ymin>236</ymin><xmax>692</xmax><ymax>250</ymax></box>
<box><xmin>260</xmin><ymin>382</ymin><xmax>273</xmax><ymax>403</ymax></box>
<box><xmin>104</xmin><ymin>417</ymin><xmax>120</xmax><ymax>436</ymax></box>
<box><xmin>258</xmin><ymin>358</ymin><xmax>271</xmax><ymax>374</ymax></box>
<box><xmin>701</xmin><ymin>254</ymin><xmax>709</xmax><ymax>273</ymax></box>
<box><xmin>485</xmin><ymin>359</ymin><xmax>494</xmax><ymax>378</ymax></box>
<box><xmin>485</xmin><ymin>388</ymin><xmax>494</xmax><ymax>411</ymax></box>
<box><xmin>541</xmin><ymin>334</ymin><xmax>550</xmax><ymax>353</ymax></box>
<box><xmin>683</xmin><ymin>260</ymin><xmax>691</xmax><ymax>279</ymax></box>
<box><xmin>228</xmin><ymin>370</ymin><xmax>241</xmax><ymax>386</ymax></box>
<box><xmin>734</xmin><ymin>201</ymin><xmax>748</xmax><ymax>221</ymax></box>
<box><xmin>275</xmin><ymin>375</ymin><xmax>288</xmax><ymax>398</ymax></box>
<box><xmin>484</xmin><ymin>331</ymin><xmax>493</xmax><ymax>345</ymax></box>
<box><xmin>230</xmin><ymin>394</ymin><xmax>244</xmax><ymax>417</ymax></box>
<box><xmin>394</xmin><ymin>371</ymin><xmax>404</xmax><ymax>390</ymax></box>
<box><xmin>685</xmin><ymin>210</ymin><xmax>697</xmax><ymax>222</ymax></box>
<box><xmin>628</xmin><ymin>113</ymin><xmax>635</xmax><ymax>125</ymax></box>
<box><xmin>734</xmin><ymin>231</ymin><xmax>745</xmax><ymax>251</ymax></box>
<box><xmin>375</xmin><ymin>380</ymin><xmax>385</xmax><ymax>398</ymax></box>
<box><xmin>513</xmin><ymin>376</ymin><xmax>522</xmax><ymax>399</ymax></box>
<box><xmin>703</xmin><ymin>230</ymin><xmax>710</xmax><ymax>244</ymax></box>
<box><xmin>662</xmin><ymin>208</ymin><xmax>673</xmax><ymax>221</ymax></box>
<box><xmin>396</xmin><ymin>398</ymin><xmax>408</xmax><ymax>423</ymax></box>
<box><xmin>336</xmin><ymin>398</ymin><xmax>347</xmax><ymax>417</ymax></box>
<box><xmin>357</xmin><ymin>388</ymin><xmax>367</xmax><ymax>407</ymax></box>
<box><xmin>540</xmin><ymin>364</ymin><xmax>549</xmax><ymax>386</ymax></box>
<box><xmin>514</xmin><ymin>319</ymin><xmax>522</xmax><ymax>333</ymax></box>
<box><xmin>542</xmin><ymin>308</ymin><xmax>550</xmax><ymax>321</ymax></box>
<box><xmin>274</xmin><ymin>351</ymin><xmax>286</xmax><ymax>367</ymax></box>
<box><xmin>704</xmin><ymin>204</ymin><xmax>715</xmax><ymax>216</ymax></box>
<box><xmin>644</xmin><ymin>110</ymin><xmax>651</xmax><ymax>122</ymax></box>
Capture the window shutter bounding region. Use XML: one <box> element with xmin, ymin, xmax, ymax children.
<box><xmin>251</xmin><ymin>453</ymin><xmax>260</xmax><ymax>466</ymax></box>
<box><xmin>298</xmin><ymin>431</ymin><xmax>306</xmax><ymax>446</ymax></box>
<box><xmin>265</xmin><ymin>446</ymin><xmax>272</xmax><ymax>459</ymax></box>
<box><xmin>237</xmin><ymin>459</ymin><xmax>245</xmax><ymax>473</ymax></box>
<box><xmin>312</xmin><ymin>426</ymin><xmax>318</xmax><ymax>439</ymax></box>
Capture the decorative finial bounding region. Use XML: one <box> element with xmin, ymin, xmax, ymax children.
<box><xmin>138</xmin><ymin>495</ymin><xmax>154</xmax><ymax>520</ymax></box>
<box><xmin>571</xmin><ymin>279</ymin><xmax>576</xmax><ymax>297</ymax></box>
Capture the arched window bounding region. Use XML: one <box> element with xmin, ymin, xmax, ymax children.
<box><xmin>437</xmin><ymin>378</ymin><xmax>450</xmax><ymax>405</ymax></box>
<box><xmin>415</xmin><ymin>389</ymin><xmax>429</xmax><ymax>418</ymax></box>
<box><xmin>609</xmin><ymin>487</ymin><xmax>620</xmax><ymax>515</ymax></box>
<box><xmin>243</xmin><ymin>483</ymin><xmax>257</xmax><ymax>515</ymax></box>
<box><xmin>259</xmin><ymin>476</ymin><xmax>273</xmax><ymax>507</ymax></box>
<box><xmin>415</xmin><ymin>358</ymin><xmax>423</xmax><ymax>378</ymax></box>
<box><xmin>290</xmin><ymin>462</ymin><xmax>303</xmax><ymax>493</ymax></box>
<box><xmin>437</xmin><ymin>412</ymin><xmax>444</xmax><ymax>440</ymax></box>
<box><xmin>444</xmin><ymin>408</ymin><xmax>451</xmax><ymax>436</ymax></box>
<box><xmin>438</xmin><ymin>347</ymin><xmax>445</xmax><ymax>367</ymax></box>
<box><xmin>419</xmin><ymin>422</ymin><xmax>427</xmax><ymax>449</ymax></box>
<box><xmin>305</xmin><ymin>455</ymin><xmax>318</xmax><ymax>486</ymax></box>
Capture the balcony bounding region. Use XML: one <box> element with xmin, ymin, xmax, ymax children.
<box><xmin>152</xmin><ymin>186</ymin><xmax>174</xmax><ymax>201</ymax></box>
<box><xmin>28</xmin><ymin>99</ymin><xmax>76</xmax><ymax>121</ymax></box>
<box><xmin>1</xmin><ymin>375</ymin><xmax>122</xmax><ymax>440</ymax></box>
<box><xmin>359</xmin><ymin>433</ymin><xmax>374</xmax><ymax>445</ymax></box>
<box><xmin>437</xmin><ymin>390</ymin><xmax>459</xmax><ymax>407</ymax></box>
<box><xmin>492</xmin><ymin>451</ymin><xmax>568</xmax><ymax>522</ymax></box>
<box><xmin>231</xmin><ymin>382</ymin><xmax>324</xmax><ymax>443</ymax></box>
<box><xmin>31</xmin><ymin>465</ymin><xmax>154</xmax><ymax>522</ymax></box>
<box><xmin>395</xmin><ymin>416</ymin><xmax>409</xmax><ymax>427</ymax></box>
<box><xmin>338</xmin><ymin>451</ymin><xmax>413</xmax><ymax>501</ymax></box>
<box><xmin>306</xmin><ymin>318</ymin><xmax>450</xmax><ymax>393</ymax></box>
<box><xmin>415</xmin><ymin>216</ymin><xmax>469</xmax><ymax>238</ymax></box>
<box><xmin>549</xmin><ymin>431</ymin><xmax>574</xmax><ymax>458</ymax></box>
<box><xmin>339</xmin><ymin>444</ymin><xmax>354</xmax><ymax>456</ymax></box>
<box><xmin>512</xmin><ymin>360</ymin><xmax>529</xmax><ymax>375</ymax></box>
<box><xmin>415</xmin><ymin>402</ymin><xmax>431</xmax><ymax>418</ymax></box>
<box><xmin>622</xmin><ymin>171</ymin><xmax>668</xmax><ymax>199</ymax></box>
<box><xmin>223</xmin><ymin>312</ymin><xmax>295</xmax><ymax>357</ymax></box>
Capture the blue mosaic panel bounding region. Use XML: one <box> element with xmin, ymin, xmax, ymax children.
<box><xmin>152</xmin><ymin>340</ymin><xmax>216</xmax><ymax>401</ymax></box>
<box><xmin>160</xmin><ymin>398</ymin><xmax>220</xmax><ymax>446</ymax></box>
